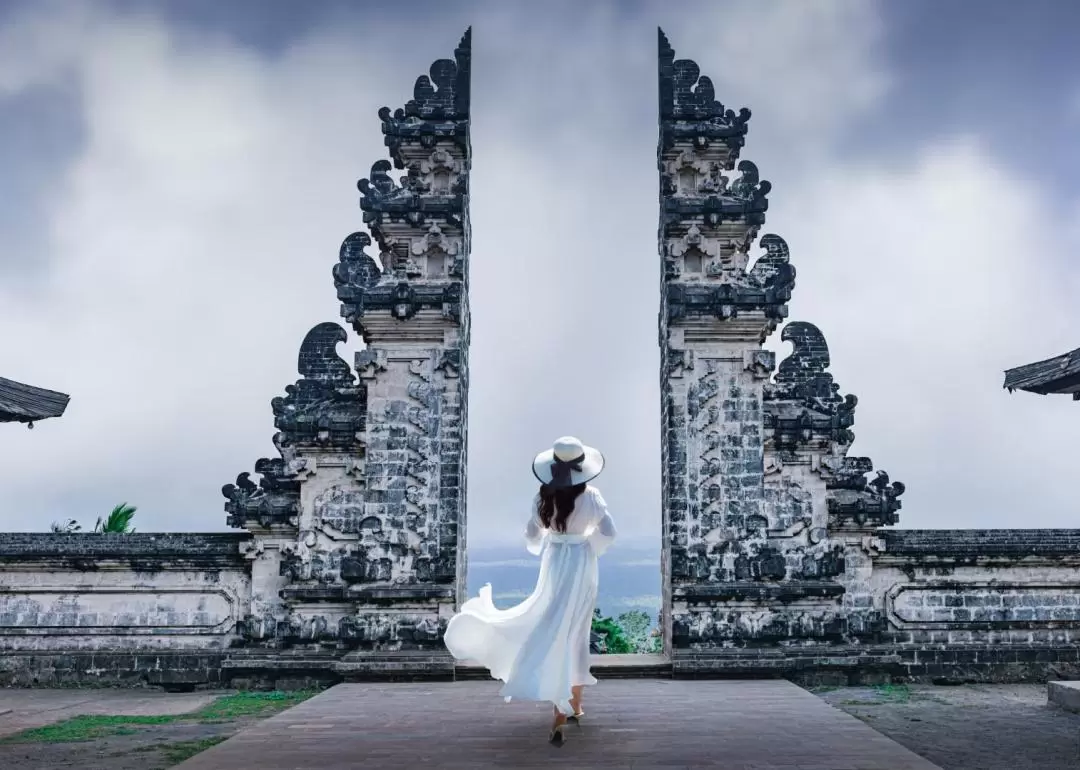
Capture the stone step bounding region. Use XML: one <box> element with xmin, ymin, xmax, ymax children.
<box><xmin>456</xmin><ymin>653</ymin><xmax>672</xmax><ymax>680</ymax></box>
<box><xmin>1048</xmin><ymin>680</ymin><xmax>1080</xmax><ymax>713</ymax></box>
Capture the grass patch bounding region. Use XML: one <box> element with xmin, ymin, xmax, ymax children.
<box><xmin>870</xmin><ymin>683</ymin><xmax>913</xmax><ymax>702</ymax></box>
<box><xmin>192</xmin><ymin>691</ymin><xmax>312</xmax><ymax>723</ymax></box>
<box><xmin>2</xmin><ymin>715</ymin><xmax>174</xmax><ymax>743</ymax></box>
<box><xmin>0</xmin><ymin>690</ymin><xmax>316</xmax><ymax>745</ymax></box>
<box><xmin>161</xmin><ymin>736</ymin><xmax>228</xmax><ymax>764</ymax></box>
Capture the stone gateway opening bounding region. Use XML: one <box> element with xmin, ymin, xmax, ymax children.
<box><xmin>3</xmin><ymin>28</ymin><xmax>1080</xmax><ymax>690</ymax></box>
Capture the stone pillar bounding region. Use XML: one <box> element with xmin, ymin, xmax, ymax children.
<box><xmin>658</xmin><ymin>30</ymin><xmax>904</xmax><ymax>674</ymax></box>
<box><xmin>223</xmin><ymin>29</ymin><xmax>471</xmax><ymax>682</ymax></box>
<box><xmin>658</xmin><ymin>28</ymin><xmax>790</xmax><ymax>665</ymax></box>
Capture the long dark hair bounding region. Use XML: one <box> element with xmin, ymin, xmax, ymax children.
<box><xmin>538</xmin><ymin>482</ymin><xmax>587</xmax><ymax>533</ymax></box>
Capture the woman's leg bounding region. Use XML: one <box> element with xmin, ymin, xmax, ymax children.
<box><xmin>550</xmin><ymin>703</ymin><xmax>568</xmax><ymax>743</ymax></box>
<box><xmin>570</xmin><ymin>684</ymin><xmax>584</xmax><ymax>715</ymax></box>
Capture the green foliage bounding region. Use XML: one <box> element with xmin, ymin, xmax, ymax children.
<box><xmin>591</xmin><ymin>609</ymin><xmax>634</xmax><ymax>654</ymax></box>
<box><xmin>0</xmin><ymin>690</ymin><xmax>316</xmax><ymax>745</ymax></box>
<box><xmin>0</xmin><ymin>714</ymin><xmax>171</xmax><ymax>743</ymax></box>
<box><xmin>613</xmin><ymin>610</ymin><xmax>655</xmax><ymax>654</ymax></box>
<box><xmin>94</xmin><ymin>502</ymin><xmax>137</xmax><ymax>533</ymax></box>
<box><xmin>194</xmin><ymin>691</ymin><xmax>309</xmax><ymax>722</ymax></box>
<box><xmin>591</xmin><ymin>608</ymin><xmax>664</xmax><ymax>654</ymax></box>
<box><xmin>48</xmin><ymin>503</ymin><xmax>137</xmax><ymax>534</ymax></box>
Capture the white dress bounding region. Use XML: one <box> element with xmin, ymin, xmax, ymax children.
<box><xmin>443</xmin><ymin>485</ymin><xmax>617</xmax><ymax>715</ymax></box>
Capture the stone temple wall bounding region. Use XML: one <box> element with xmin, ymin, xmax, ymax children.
<box><xmin>0</xmin><ymin>534</ymin><xmax>251</xmax><ymax>688</ymax></box>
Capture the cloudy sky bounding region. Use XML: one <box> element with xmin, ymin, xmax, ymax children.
<box><xmin>1</xmin><ymin>0</ymin><xmax>1078</xmax><ymax>549</ymax></box>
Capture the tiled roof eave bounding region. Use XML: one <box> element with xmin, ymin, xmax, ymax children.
<box><xmin>0</xmin><ymin>376</ymin><xmax>71</xmax><ymax>423</ymax></box>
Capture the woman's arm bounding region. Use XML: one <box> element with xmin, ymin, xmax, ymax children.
<box><xmin>524</xmin><ymin>495</ymin><xmax>547</xmax><ymax>555</ymax></box>
<box><xmin>586</xmin><ymin>488</ymin><xmax>617</xmax><ymax>556</ymax></box>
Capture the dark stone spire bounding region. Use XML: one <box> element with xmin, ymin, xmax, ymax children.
<box><xmin>658</xmin><ymin>27</ymin><xmax>751</xmax><ymax>154</ymax></box>
<box><xmin>377</xmin><ymin>27</ymin><xmax>472</xmax><ymax>170</ymax></box>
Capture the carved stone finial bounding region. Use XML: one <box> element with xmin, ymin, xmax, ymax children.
<box><xmin>762</xmin><ymin>322</ymin><xmax>858</xmax><ymax>449</ymax></box>
<box><xmin>295</xmin><ymin>323</ymin><xmax>355</xmax><ymax>386</ymax></box>
<box><xmin>358</xmin><ymin>160</ymin><xmax>407</xmax><ymax>207</ymax></box>
<box><xmin>378</xmin><ymin>29</ymin><xmax>472</xmax><ymax>169</ymax></box>
<box><xmin>658</xmin><ymin>27</ymin><xmax>751</xmax><ymax>153</ymax></box>
<box><xmin>334</xmin><ymin>232</ymin><xmax>382</xmax><ymax>332</ymax></box>
<box><xmin>728</xmin><ymin>160</ymin><xmax>771</xmax><ymax>206</ymax></box>
<box><xmin>269</xmin><ymin>323</ymin><xmax>365</xmax><ymax>449</ymax></box>
<box><xmin>774</xmin><ymin>322</ymin><xmax>845</xmax><ymax>409</ymax></box>
<box><xmin>222</xmin><ymin>460</ymin><xmax>302</xmax><ymax>531</ymax></box>
<box><xmin>748</xmin><ymin>234</ymin><xmax>795</xmax><ymax>301</ymax></box>
<box><xmin>828</xmin><ymin>464</ymin><xmax>906</xmax><ymax>528</ymax></box>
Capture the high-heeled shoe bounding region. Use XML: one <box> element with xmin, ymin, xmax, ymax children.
<box><xmin>549</xmin><ymin>724</ymin><xmax>565</xmax><ymax>746</ymax></box>
<box><xmin>567</xmin><ymin>709</ymin><xmax>584</xmax><ymax>721</ymax></box>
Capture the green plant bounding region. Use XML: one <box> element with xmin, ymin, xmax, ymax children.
<box><xmin>591</xmin><ymin>609</ymin><xmax>634</xmax><ymax>654</ymax></box>
<box><xmin>50</xmin><ymin>519</ymin><xmax>81</xmax><ymax>533</ymax></box>
<box><xmin>94</xmin><ymin>503</ymin><xmax>136</xmax><ymax>533</ymax></box>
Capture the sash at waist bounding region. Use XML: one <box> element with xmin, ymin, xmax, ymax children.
<box><xmin>547</xmin><ymin>533</ymin><xmax>589</xmax><ymax>544</ymax></box>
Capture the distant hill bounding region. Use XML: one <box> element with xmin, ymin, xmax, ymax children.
<box><xmin>465</xmin><ymin>539</ymin><xmax>662</xmax><ymax>625</ymax></box>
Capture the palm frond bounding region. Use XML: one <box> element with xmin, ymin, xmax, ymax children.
<box><xmin>95</xmin><ymin>503</ymin><xmax>137</xmax><ymax>533</ymax></box>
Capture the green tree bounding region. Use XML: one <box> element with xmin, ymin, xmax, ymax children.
<box><xmin>94</xmin><ymin>503</ymin><xmax>137</xmax><ymax>533</ymax></box>
<box><xmin>614</xmin><ymin>610</ymin><xmax>654</xmax><ymax>653</ymax></box>
<box><xmin>591</xmin><ymin>608</ymin><xmax>634</xmax><ymax>654</ymax></box>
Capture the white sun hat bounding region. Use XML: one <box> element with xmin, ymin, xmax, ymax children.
<box><xmin>532</xmin><ymin>436</ymin><xmax>605</xmax><ymax>488</ymax></box>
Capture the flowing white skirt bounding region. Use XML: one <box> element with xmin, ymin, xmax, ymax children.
<box><xmin>444</xmin><ymin>534</ymin><xmax>598</xmax><ymax>716</ymax></box>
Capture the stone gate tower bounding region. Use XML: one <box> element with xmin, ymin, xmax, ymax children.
<box><xmin>222</xmin><ymin>30</ymin><xmax>472</xmax><ymax>679</ymax></box>
<box><xmin>658</xmin><ymin>29</ymin><xmax>904</xmax><ymax>674</ymax></box>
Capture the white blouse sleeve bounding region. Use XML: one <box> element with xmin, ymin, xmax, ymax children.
<box><xmin>586</xmin><ymin>488</ymin><xmax>617</xmax><ymax>556</ymax></box>
<box><xmin>524</xmin><ymin>495</ymin><xmax>547</xmax><ymax>556</ymax></box>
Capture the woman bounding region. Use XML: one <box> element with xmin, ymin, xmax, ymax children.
<box><xmin>443</xmin><ymin>436</ymin><xmax>617</xmax><ymax>746</ymax></box>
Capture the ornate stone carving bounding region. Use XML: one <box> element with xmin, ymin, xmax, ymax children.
<box><xmin>411</xmin><ymin>221</ymin><xmax>463</xmax><ymax>281</ymax></box>
<box><xmin>763</xmin><ymin>322</ymin><xmax>856</xmax><ymax>450</ymax></box>
<box><xmin>744</xmin><ymin>349</ymin><xmax>775</xmax><ymax>379</ymax></box>
<box><xmin>664</xmin><ymin>234</ymin><xmax>794</xmax><ymax>324</ymax></box>
<box><xmin>658</xmin><ymin>27</ymin><xmax>751</xmax><ymax>153</ymax></box>
<box><xmin>270</xmin><ymin>323</ymin><xmax>365</xmax><ymax>449</ymax></box>
<box><xmin>828</xmin><ymin>462</ymin><xmax>906</xmax><ymax>528</ymax></box>
<box><xmin>378</xmin><ymin>28</ymin><xmax>472</xmax><ymax>169</ymax></box>
<box><xmin>659</xmin><ymin>30</ymin><xmax>905</xmax><ymax>665</ymax></box>
<box><xmin>222</xmin><ymin>458</ymin><xmax>301</xmax><ymax>530</ymax></box>
<box><xmin>359</xmin><ymin>159</ymin><xmax>465</xmax><ymax>245</ymax></box>
<box><xmin>356</xmin><ymin>349</ymin><xmax>388</xmax><ymax>380</ymax></box>
<box><xmin>334</xmin><ymin>232</ymin><xmax>383</xmax><ymax>330</ymax></box>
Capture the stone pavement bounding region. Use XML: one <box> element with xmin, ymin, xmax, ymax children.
<box><xmin>0</xmin><ymin>689</ymin><xmax>219</xmax><ymax>738</ymax></box>
<box><xmin>822</xmin><ymin>683</ymin><xmax>1080</xmax><ymax>770</ymax></box>
<box><xmin>175</xmin><ymin>680</ymin><xmax>941</xmax><ymax>769</ymax></box>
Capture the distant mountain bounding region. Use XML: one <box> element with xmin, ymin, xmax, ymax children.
<box><xmin>465</xmin><ymin>539</ymin><xmax>662</xmax><ymax>626</ymax></box>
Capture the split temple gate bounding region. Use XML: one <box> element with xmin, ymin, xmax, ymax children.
<box><xmin>4</xmin><ymin>29</ymin><xmax>1080</xmax><ymax>688</ymax></box>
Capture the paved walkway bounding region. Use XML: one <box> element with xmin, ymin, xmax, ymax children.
<box><xmin>0</xmin><ymin>689</ymin><xmax>218</xmax><ymax>738</ymax></box>
<box><xmin>175</xmin><ymin>680</ymin><xmax>941</xmax><ymax>769</ymax></box>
